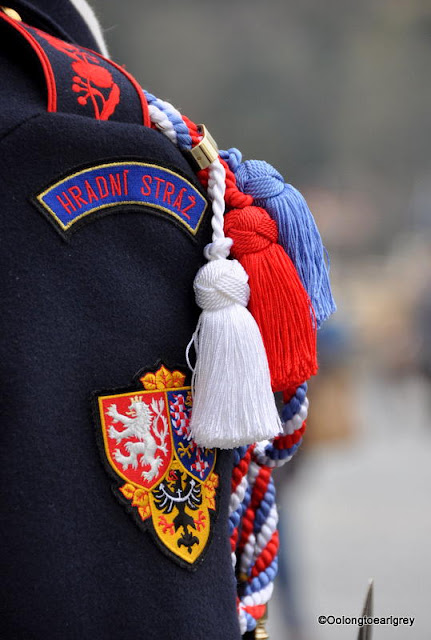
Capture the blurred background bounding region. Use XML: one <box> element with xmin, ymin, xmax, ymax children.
<box><xmin>90</xmin><ymin>1</ymin><xmax>431</xmax><ymax>637</ymax></box>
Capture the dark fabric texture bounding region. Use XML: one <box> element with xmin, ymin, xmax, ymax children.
<box><xmin>5</xmin><ymin>0</ymin><xmax>104</xmax><ymax>52</ymax></box>
<box><xmin>0</xmin><ymin>11</ymin><xmax>241</xmax><ymax>640</ymax></box>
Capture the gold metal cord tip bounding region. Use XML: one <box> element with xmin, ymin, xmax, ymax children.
<box><xmin>255</xmin><ymin>618</ymin><xmax>269</xmax><ymax>640</ymax></box>
<box><xmin>1</xmin><ymin>7</ymin><xmax>22</xmax><ymax>20</ymax></box>
<box><xmin>186</xmin><ymin>124</ymin><xmax>218</xmax><ymax>170</ymax></box>
<box><xmin>255</xmin><ymin>607</ymin><xmax>269</xmax><ymax>640</ymax></box>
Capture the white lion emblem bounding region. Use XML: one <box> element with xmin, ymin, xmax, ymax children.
<box><xmin>107</xmin><ymin>397</ymin><xmax>168</xmax><ymax>482</ymax></box>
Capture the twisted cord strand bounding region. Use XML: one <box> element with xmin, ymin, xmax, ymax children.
<box><xmin>229</xmin><ymin>385</ymin><xmax>309</xmax><ymax>632</ymax></box>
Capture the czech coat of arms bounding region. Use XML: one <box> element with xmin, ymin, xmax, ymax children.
<box><xmin>94</xmin><ymin>364</ymin><xmax>219</xmax><ymax>569</ymax></box>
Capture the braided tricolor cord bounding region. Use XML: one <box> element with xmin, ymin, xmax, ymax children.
<box><xmin>144</xmin><ymin>89</ymin><xmax>309</xmax><ymax>634</ymax></box>
<box><xmin>229</xmin><ymin>388</ymin><xmax>308</xmax><ymax>634</ymax></box>
<box><xmin>254</xmin><ymin>384</ymin><xmax>308</xmax><ymax>467</ymax></box>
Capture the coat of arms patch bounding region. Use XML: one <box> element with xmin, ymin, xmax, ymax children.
<box><xmin>94</xmin><ymin>364</ymin><xmax>219</xmax><ymax>569</ymax></box>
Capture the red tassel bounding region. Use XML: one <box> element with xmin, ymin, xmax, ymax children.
<box><xmin>224</xmin><ymin>205</ymin><xmax>317</xmax><ymax>391</ymax></box>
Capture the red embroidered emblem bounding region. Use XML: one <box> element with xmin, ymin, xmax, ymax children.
<box><xmin>35</xmin><ymin>31</ymin><xmax>120</xmax><ymax>120</ymax></box>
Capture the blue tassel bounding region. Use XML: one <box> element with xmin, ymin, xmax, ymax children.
<box><xmin>234</xmin><ymin>159</ymin><xmax>336</xmax><ymax>328</ymax></box>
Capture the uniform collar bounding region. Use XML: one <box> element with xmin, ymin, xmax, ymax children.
<box><xmin>3</xmin><ymin>0</ymin><xmax>107</xmax><ymax>54</ymax></box>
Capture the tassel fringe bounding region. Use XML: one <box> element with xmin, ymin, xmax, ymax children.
<box><xmin>187</xmin><ymin>258</ymin><xmax>282</xmax><ymax>448</ymax></box>
<box><xmin>235</xmin><ymin>160</ymin><xmax>336</xmax><ymax>327</ymax></box>
<box><xmin>224</xmin><ymin>206</ymin><xmax>318</xmax><ymax>391</ymax></box>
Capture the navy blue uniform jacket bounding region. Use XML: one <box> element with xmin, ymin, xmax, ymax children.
<box><xmin>0</xmin><ymin>1</ymin><xmax>241</xmax><ymax>638</ymax></box>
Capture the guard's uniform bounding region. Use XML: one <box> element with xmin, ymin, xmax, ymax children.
<box><xmin>0</xmin><ymin>2</ymin><xmax>240</xmax><ymax>638</ymax></box>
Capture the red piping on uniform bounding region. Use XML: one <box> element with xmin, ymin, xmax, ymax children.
<box><xmin>98</xmin><ymin>55</ymin><xmax>151</xmax><ymax>127</ymax></box>
<box><xmin>0</xmin><ymin>13</ymin><xmax>57</xmax><ymax>112</ymax></box>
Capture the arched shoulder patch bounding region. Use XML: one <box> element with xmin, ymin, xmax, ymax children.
<box><xmin>34</xmin><ymin>161</ymin><xmax>208</xmax><ymax>237</ymax></box>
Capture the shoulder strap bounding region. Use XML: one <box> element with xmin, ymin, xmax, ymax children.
<box><xmin>0</xmin><ymin>10</ymin><xmax>150</xmax><ymax>126</ymax></box>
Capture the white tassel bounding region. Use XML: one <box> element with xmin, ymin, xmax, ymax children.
<box><xmin>187</xmin><ymin>258</ymin><xmax>281</xmax><ymax>448</ymax></box>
